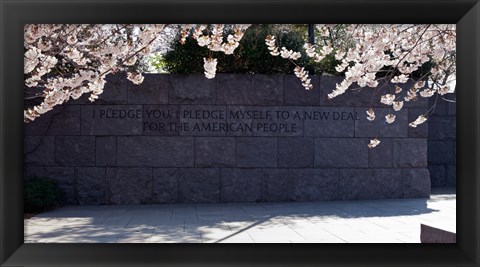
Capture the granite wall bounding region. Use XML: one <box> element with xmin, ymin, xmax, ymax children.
<box><xmin>427</xmin><ymin>96</ymin><xmax>456</xmax><ymax>187</ymax></box>
<box><xmin>24</xmin><ymin>73</ymin><xmax>431</xmax><ymax>205</ymax></box>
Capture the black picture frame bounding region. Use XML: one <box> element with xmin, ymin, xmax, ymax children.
<box><xmin>1</xmin><ymin>0</ymin><xmax>479</xmax><ymax>266</ymax></box>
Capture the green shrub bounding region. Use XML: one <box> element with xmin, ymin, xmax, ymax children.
<box><xmin>159</xmin><ymin>24</ymin><xmax>313</xmax><ymax>75</ymax></box>
<box><xmin>24</xmin><ymin>177</ymin><xmax>62</xmax><ymax>213</ymax></box>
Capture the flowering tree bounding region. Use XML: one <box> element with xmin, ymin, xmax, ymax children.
<box><xmin>24</xmin><ymin>24</ymin><xmax>456</xmax><ymax>147</ymax></box>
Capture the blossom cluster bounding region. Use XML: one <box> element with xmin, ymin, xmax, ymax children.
<box><xmin>303</xmin><ymin>43</ymin><xmax>333</xmax><ymax>63</ymax></box>
<box><xmin>265</xmin><ymin>35</ymin><xmax>312</xmax><ymax>89</ymax></box>
<box><xmin>320</xmin><ymin>25</ymin><xmax>455</xmax><ymax>129</ymax></box>
<box><xmin>264</xmin><ymin>24</ymin><xmax>455</xmax><ymax>147</ymax></box>
<box><xmin>293</xmin><ymin>66</ymin><xmax>313</xmax><ymax>90</ymax></box>
<box><xmin>203</xmin><ymin>57</ymin><xmax>218</xmax><ymax>79</ymax></box>
<box><xmin>179</xmin><ymin>24</ymin><xmax>251</xmax><ymax>79</ymax></box>
<box><xmin>24</xmin><ymin>24</ymin><xmax>166</xmax><ymax>122</ymax></box>
<box><xmin>265</xmin><ymin>35</ymin><xmax>302</xmax><ymax>60</ymax></box>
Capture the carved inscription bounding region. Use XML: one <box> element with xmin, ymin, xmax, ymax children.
<box><xmin>91</xmin><ymin>106</ymin><xmax>359</xmax><ymax>135</ymax></box>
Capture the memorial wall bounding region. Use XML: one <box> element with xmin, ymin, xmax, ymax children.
<box><xmin>24</xmin><ymin>73</ymin><xmax>431</xmax><ymax>205</ymax></box>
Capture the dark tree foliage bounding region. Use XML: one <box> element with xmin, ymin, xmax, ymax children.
<box><xmin>162</xmin><ymin>25</ymin><xmax>316</xmax><ymax>75</ymax></box>
<box><xmin>24</xmin><ymin>177</ymin><xmax>62</xmax><ymax>213</ymax></box>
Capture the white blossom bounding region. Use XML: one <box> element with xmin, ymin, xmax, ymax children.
<box><xmin>393</xmin><ymin>101</ymin><xmax>404</xmax><ymax>111</ymax></box>
<box><xmin>196</xmin><ymin>35</ymin><xmax>211</xmax><ymax>47</ymax></box>
<box><xmin>404</xmin><ymin>89</ymin><xmax>418</xmax><ymax>102</ymax></box>
<box><xmin>380</xmin><ymin>94</ymin><xmax>395</xmax><ymax>105</ymax></box>
<box><xmin>265</xmin><ymin>35</ymin><xmax>280</xmax><ymax>56</ymax></box>
<box><xmin>414</xmin><ymin>80</ymin><xmax>426</xmax><ymax>89</ymax></box>
<box><xmin>368</xmin><ymin>139</ymin><xmax>381</xmax><ymax>149</ymax></box>
<box><xmin>409</xmin><ymin>115</ymin><xmax>427</xmax><ymax>128</ymax></box>
<box><xmin>385</xmin><ymin>114</ymin><xmax>396</xmax><ymax>124</ymax></box>
<box><xmin>67</xmin><ymin>35</ymin><xmax>77</xmax><ymax>45</ymax></box>
<box><xmin>303</xmin><ymin>43</ymin><xmax>332</xmax><ymax>62</ymax></box>
<box><xmin>366</xmin><ymin>108</ymin><xmax>376</xmax><ymax>121</ymax></box>
<box><xmin>419</xmin><ymin>89</ymin><xmax>435</xmax><ymax>97</ymax></box>
<box><xmin>294</xmin><ymin>66</ymin><xmax>313</xmax><ymax>90</ymax></box>
<box><xmin>391</xmin><ymin>74</ymin><xmax>409</xmax><ymax>84</ymax></box>
<box><xmin>203</xmin><ymin>57</ymin><xmax>217</xmax><ymax>79</ymax></box>
<box><xmin>127</xmin><ymin>72</ymin><xmax>144</xmax><ymax>85</ymax></box>
<box><xmin>438</xmin><ymin>86</ymin><xmax>449</xmax><ymax>95</ymax></box>
<box><xmin>124</xmin><ymin>56</ymin><xmax>137</xmax><ymax>66</ymax></box>
<box><xmin>280</xmin><ymin>47</ymin><xmax>301</xmax><ymax>60</ymax></box>
<box><xmin>24</xmin><ymin>47</ymin><xmax>41</xmax><ymax>74</ymax></box>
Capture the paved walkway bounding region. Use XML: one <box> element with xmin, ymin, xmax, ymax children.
<box><xmin>24</xmin><ymin>192</ymin><xmax>455</xmax><ymax>243</ymax></box>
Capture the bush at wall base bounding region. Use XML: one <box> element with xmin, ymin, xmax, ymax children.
<box><xmin>24</xmin><ymin>177</ymin><xmax>62</xmax><ymax>214</ymax></box>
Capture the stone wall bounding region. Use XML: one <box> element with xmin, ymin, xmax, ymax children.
<box><xmin>24</xmin><ymin>73</ymin><xmax>431</xmax><ymax>205</ymax></box>
<box><xmin>427</xmin><ymin>96</ymin><xmax>456</xmax><ymax>187</ymax></box>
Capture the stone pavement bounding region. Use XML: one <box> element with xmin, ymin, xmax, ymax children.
<box><xmin>24</xmin><ymin>191</ymin><xmax>455</xmax><ymax>243</ymax></box>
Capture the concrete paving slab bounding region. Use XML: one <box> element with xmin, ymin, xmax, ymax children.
<box><xmin>24</xmin><ymin>193</ymin><xmax>456</xmax><ymax>243</ymax></box>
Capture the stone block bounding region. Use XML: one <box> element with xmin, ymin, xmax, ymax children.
<box><xmin>429</xmin><ymin>97</ymin><xmax>447</xmax><ymax>117</ymax></box>
<box><xmin>394</xmin><ymin>139</ymin><xmax>427</xmax><ymax>167</ymax></box>
<box><xmin>100</xmin><ymin>73</ymin><xmax>129</xmax><ymax>103</ymax></box>
<box><xmin>262</xmin><ymin>169</ymin><xmax>290</xmax><ymax>202</ymax></box>
<box><xmin>96</xmin><ymin>137</ymin><xmax>116</xmax><ymax>166</ymax></box>
<box><xmin>127</xmin><ymin>74</ymin><xmax>169</xmax><ymax>104</ymax></box>
<box><xmin>428</xmin><ymin>165</ymin><xmax>447</xmax><ymax>187</ymax></box>
<box><xmin>288</xmin><ymin>169</ymin><xmax>338</xmax><ymax>201</ymax></box>
<box><xmin>339</xmin><ymin>169</ymin><xmax>403</xmax><ymax>200</ymax></box>
<box><xmin>354</xmin><ymin>107</ymin><xmax>408</xmax><ymax>137</ymax></box>
<box><xmin>428</xmin><ymin>140</ymin><xmax>455</xmax><ymax>165</ymax></box>
<box><xmin>420</xmin><ymin>224</ymin><xmax>456</xmax><ymax>243</ymax></box>
<box><xmin>194</xmin><ymin>137</ymin><xmax>236</xmax><ymax>167</ymax></box>
<box><xmin>408</xmin><ymin>108</ymin><xmax>428</xmax><ymax>138</ymax></box>
<box><xmin>179</xmin><ymin>105</ymin><xmax>227</xmax><ymax>136</ymax></box>
<box><xmin>403</xmin><ymin>168</ymin><xmax>431</xmax><ymax>198</ymax></box>
<box><xmin>81</xmin><ymin>105</ymin><xmax>143</xmax><ymax>135</ymax></box>
<box><xmin>237</xmin><ymin>137</ymin><xmax>277</xmax><ymax>167</ymax></box>
<box><xmin>252</xmin><ymin>106</ymin><xmax>303</xmax><ymax>137</ymax></box>
<box><xmin>226</xmin><ymin>106</ymin><xmax>253</xmax><ymax>136</ymax></box>
<box><xmin>221</xmin><ymin>168</ymin><xmax>263</xmax><ymax>202</ymax></box>
<box><xmin>447</xmin><ymin>99</ymin><xmax>456</xmax><ymax>116</ymax></box>
<box><xmin>24</xmin><ymin>105</ymin><xmax>81</xmax><ymax>135</ymax></box>
<box><xmin>216</xmin><ymin>74</ymin><xmax>283</xmax><ymax>105</ymax></box>
<box><xmin>152</xmin><ymin>168</ymin><xmax>179</xmax><ymax>203</ymax></box>
<box><xmin>44</xmin><ymin>167</ymin><xmax>75</xmax><ymax>204</ymax></box>
<box><xmin>314</xmin><ymin>138</ymin><xmax>368</xmax><ymax>168</ymax></box>
<box><xmin>117</xmin><ymin>137</ymin><xmax>194</xmax><ymax>167</ymax></box>
<box><xmin>446</xmin><ymin>165</ymin><xmax>456</xmax><ymax>187</ymax></box>
<box><xmin>428</xmin><ymin>117</ymin><xmax>456</xmax><ymax>140</ymax></box>
<box><xmin>304</xmin><ymin>107</ymin><xmax>355</xmax><ymax>137</ymax></box>
<box><xmin>178</xmin><ymin>168</ymin><xmax>220</xmax><ymax>203</ymax></box>
<box><xmin>278</xmin><ymin>138</ymin><xmax>314</xmax><ymax>168</ymax></box>
<box><xmin>284</xmin><ymin>75</ymin><xmax>321</xmax><ymax>105</ymax></box>
<box><xmin>368</xmin><ymin>138</ymin><xmax>394</xmax><ymax>168</ymax></box>
<box><xmin>24</xmin><ymin>136</ymin><xmax>54</xmax><ymax>167</ymax></box>
<box><xmin>75</xmin><ymin>167</ymin><xmax>106</xmax><ymax>205</ymax></box>
<box><xmin>106</xmin><ymin>167</ymin><xmax>152</xmax><ymax>204</ymax></box>
<box><xmin>169</xmin><ymin>74</ymin><xmax>216</xmax><ymax>104</ymax></box>
<box><xmin>55</xmin><ymin>136</ymin><xmax>95</xmax><ymax>166</ymax></box>
<box><xmin>142</xmin><ymin>105</ymin><xmax>180</xmax><ymax>136</ymax></box>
